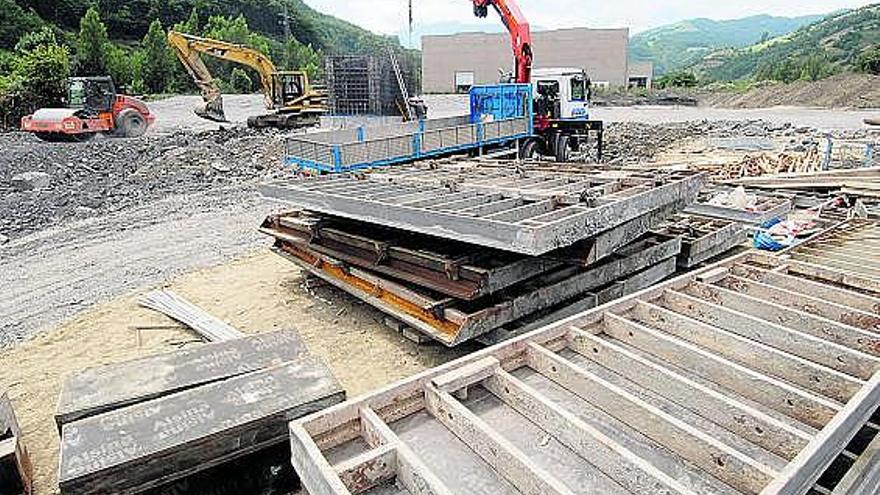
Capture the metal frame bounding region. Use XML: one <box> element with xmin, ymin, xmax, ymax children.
<box><xmin>285</xmin><ymin>117</ymin><xmax>532</xmax><ymax>173</ymax></box>
<box><xmin>685</xmin><ymin>189</ymin><xmax>794</xmax><ymax>225</ymax></box>
<box><xmin>259</xmin><ymin>203</ymin><xmax>680</xmax><ymax>300</ymax></box>
<box><xmin>287</xmin><ymin>240</ymin><xmax>880</xmax><ymax>495</ymax></box>
<box><xmin>272</xmin><ymin>235</ymin><xmax>681</xmax><ymax>346</ymax></box>
<box><xmin>652</xmin><ymin>214</ymin><xmax>746</xmax><ymax>268</ymax></box>
<box><xmin>260</xmin><ymin>169</ymin><xmax>704</xmax><ymax>256</ymax></box>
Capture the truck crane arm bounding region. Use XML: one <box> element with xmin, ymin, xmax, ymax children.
<box><xmin>472</xmin><ymin>0</ymin><xmax>533</xmax><ymax>84</ymax></box>
<box><xmin>167</xmin><ymin>30</ymin><xmax>279</xmax><ymax>122</ymax></box>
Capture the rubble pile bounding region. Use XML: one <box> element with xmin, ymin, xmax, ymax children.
<box><xmin>0</xmin><ymin>128</ymin><xmax>289</xmax><ymax>239</ymax></box>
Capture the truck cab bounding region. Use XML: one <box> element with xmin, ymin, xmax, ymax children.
<box><xmin>531</xmin><ymin>68</ymin><xmax>592</xmax><ymax>121</ymax></box>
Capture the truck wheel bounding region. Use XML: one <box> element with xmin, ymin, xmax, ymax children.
<box><xmin>519</xmin><ymin>139</ymin><xmax>539</xmax><ymax>159</ymax></box>
<box><xmin>116</xmin><ymin>110</ymin><xmax>148</xmax><ymax>138</ymax></box>
<box><xmin>555</xmin><ymin>134</ymin><xmax>571</xmax><ymax>162</ymax></box>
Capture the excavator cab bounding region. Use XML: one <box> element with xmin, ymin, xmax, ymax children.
<box><xmin>277</xmin><ymin>72</ymin><xmax>306</xmax><ymax>106</ymax></box>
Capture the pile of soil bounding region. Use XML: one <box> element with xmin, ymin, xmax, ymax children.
<box><xmin>602</xmin><ymin>119</ymin><xmax>810</xmax><ymax>165</ymax></box>
<box><xmin>702</xmin><ymin>74</ymin><xmax>880</xmax><ymax>109</ymax></box>
<box><xmin>0</xmin><ymin>128</ymin><xmax>288</xmax><ymax>240</ymax></box>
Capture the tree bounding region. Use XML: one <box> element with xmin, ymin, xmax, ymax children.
<box><xmin>230</xmin><ymin>67</ymin><xmax>252</xmax><ymax>93</ymax></box>
<box><xmin>857</xmin><ymin>46</ymin><xmax>880</xmax><ymax>75</ymax></box>
<box><xmin>799</xmin><ymin>54</ymin><xmax>833</xmax><ymax>81</ymax></box>
<box><xmin>655</xmin><ymin>71</ymin><xmax>699</xmax><ymax>89</ymax></box>
<box><xmin>106</xmin><ymin>44</ymin><xmax>134</xmax><ymax>90</ymax></box>
<box><xmin>141</xmin><ymin>19</ymin><xmax>172</xmax><ymax>94</ymax></box>
<box><xmin>14</xmin><ymin>26</ymin><xmax>57</xmax><ymax>53</ymax></box>
<box><xmin>0</xmin><ymin>32</ymin><xmax>70</xmax><ymax>128</ymax></box>
<box><xmin>76</xmin><ymin>7</ymin><xmax>109</xmax><ymax>75</ymax></box>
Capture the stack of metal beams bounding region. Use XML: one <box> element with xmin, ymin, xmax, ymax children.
<box><xmin>260</xmin><ymin>164</ymin><xmax>706</xmax><ymax>346</ymax></box>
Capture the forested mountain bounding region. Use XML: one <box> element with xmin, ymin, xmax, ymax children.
<box><xmin>692</xmin><ymin>4</ymin><xmax>880</xmax><ymax>81</ymax></box>
<box><xmin>630</xmin><ymin>14</ymin><xmax>825</xmax><ymax>75</ymax></box>
<box><xmin>4</xmin><ymin>0</ymin><xmax>396</xmax><ymax>54</ymax></box>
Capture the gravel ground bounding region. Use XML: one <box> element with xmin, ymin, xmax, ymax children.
<box><xmin>0</xmin><ymin>127</ymin><xmax>288</xmax><ymax>240</ymax></box>
<box><xmin>0</xmin><ymin>188</ymin><xmax>280</xmax><ymax>346</ymax></box>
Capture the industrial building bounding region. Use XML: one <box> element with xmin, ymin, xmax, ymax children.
<box><xmin>422</xmin><ymin>27</ymin><xmax>652</xmax><ymax>93</ymax></box>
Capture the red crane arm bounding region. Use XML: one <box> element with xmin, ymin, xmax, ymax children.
<box><xmin>472</xmin><ymin>0</ymin><xmax>533</xmax><ymax>84</ymax></box>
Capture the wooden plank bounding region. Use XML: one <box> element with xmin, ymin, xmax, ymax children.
<box><xmin>715</xmin><ymin>276</ymin><xmax>880</xmax><ymax>333</ymax></box>
<box><xmin>333</xmin><ymin>444</ymin><xmax>397</xmax><ymax>494</ymax></box>
<box><xmin>680</xmin><ymin>282</ymin><xmax>880</xmax><ymax>380</ymax></box>
<box><xmin>527</xmin><ymin>342</ymin><xmax>778</xmax><ymax>495</ymax></box>
<box><xmin>567</xmin><ymin>330</ymin><xmax>811</xmax><ymax>460</ymax></box>
<box><xmin>761</xmin><ymin>373</ymin><xmax>880</xmax><ymax>495</ymax></box>
<box><xmin>729</xmin><ymin>264</ymin><xmax>880</xmax><ymax>317</ymax></box>
<box><xmin>290</xmin><ymin>421</ymin><xmax>352</xmax><ymax>495</ymax></box>
<box><xmin>431</xmin><ymin>357</ymin><xmax>500</xmax><ymax>394</ymax></box>
<box><xmin>59</xmin><ymin>357</ymin><xmax>345</xmax><ymax>495</ymax></box>
<box><xmin>423</xmin><ymin>384</ymin><xmax>576</xmax><ymax>495</ymax></box>
<box><xmin>359</xmin><ymin>408</ymin><xmax>454</xmax><ymax>495</ymax></box>
<box><xmin>664</xmin><ymin>286</ymin><xmax>880</xmax><ymax>377</ymax></box>
<box><xmin>654</xmin><ymin>292</ymin><xmax>867</xmax><ymax>401</ymax></box>
<box><xmin>55</xmin><ymin>330</ymin><xmax>307</xmax><ymax>428</ymax></box>
<box><xmin>608</xmin><ymin>307</ymin><xmax>841</xmax><ymax>429</ymax></box>
<box><xmin>483</xmin><ymin>367</ymin><xmax>699</xmax><ymax>495</ymax></box>
<box><xmin>781</xmin><ymin>258</ymin><xmax>880</xmax><ymax>296</ymax></box>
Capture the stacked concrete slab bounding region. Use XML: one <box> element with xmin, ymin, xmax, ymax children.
<box><xmin>56</xmin><ymin>331</ymin><xmax>345</xmax><ymax>495</ymax></box>
<box><xmin>260</xmin><ymin>162</ymin><xmax>707</xmax><ymax>345</ymax></box>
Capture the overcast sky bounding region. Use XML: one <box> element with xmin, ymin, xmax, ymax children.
<box><xmin>303</xmin><ymin>0</ymin><xmax>877</xmax><ymax>44</ymax></box>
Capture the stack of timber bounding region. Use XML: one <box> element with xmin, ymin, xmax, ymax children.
<box><xmin>780</xmin><ymin>219</ymin><xmax>880</xmax><ymax>282</ymax></box>
<box><xmin>57</xmin><ymin>330</ymin><xmax>345</xmax><ymax>495</ymax></box>
<box><xmin>260</xmin><ymin>165</ymin><xmax>705</xmax><ymax>345</ymax></box>
<box><xmin>0</xmin><ymin>390</ymin><xmax>32</xmax><ymax>495</ymax></box>
<box><xmin>728</xmin><ymin>167</ymin><xmax>880</xmax><ymax>196</ymax></box>
<box><xmin>286</xmin><ymin>223</ymin><xmax>880</xmax><ymax>495</ymax></box>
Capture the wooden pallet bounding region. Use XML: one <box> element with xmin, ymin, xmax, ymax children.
<box><xmin>287</xmin><ymin>243</ymin><xmax>880</xmax><ymax>495</ymax></box>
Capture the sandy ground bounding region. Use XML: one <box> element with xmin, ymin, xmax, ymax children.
<box><xmin>1</xmin><ymin>241</ymin><xmax>473</xmax><ymax>494</ymax></box>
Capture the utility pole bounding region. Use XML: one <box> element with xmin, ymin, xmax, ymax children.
<box><xmin>408</xmin><ymin>0</ymin><xmax>413</xmax><ymax>48</ymax></box>
<box><xmin>279</xmin><ymin>4</ymin><xmax>292</xmax><ymax>67</ymax></box>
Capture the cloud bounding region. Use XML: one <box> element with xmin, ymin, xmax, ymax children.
<box><xmin>304</xmin><ymin>0</ymin><xmax>877</xmax><ymax>40</ymax></box>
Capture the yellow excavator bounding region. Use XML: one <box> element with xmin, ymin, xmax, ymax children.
<box><xmin>167</xmin><ymin>30</ymin><xmax>327</xmax><ymax>129</ymax></box>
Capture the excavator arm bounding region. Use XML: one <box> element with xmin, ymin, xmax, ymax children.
<box><xmin>472</xmin><ymin>0</ymin><xmax>533</xmax><ymax>84</ymax></box>
<box><xmin>167</xmin><ymin>30</ymin><xmax>279</xmax><ymax>122</ymax></box>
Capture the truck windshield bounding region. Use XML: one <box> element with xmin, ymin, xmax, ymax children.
<box><xmin>68</xmin><ymin>80</ymin><xmax>86</xmax><ymax>108</ymax></box>
<box><xmin>571</xmin><ymin>76</ymin><xmax>586</xmax><ymax>101</ymax></box>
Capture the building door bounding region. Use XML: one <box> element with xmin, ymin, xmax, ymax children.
<box><xmin>455</xmin><ymin>71</ymin><xmax>475</xmax><ymax>93</ymax></box>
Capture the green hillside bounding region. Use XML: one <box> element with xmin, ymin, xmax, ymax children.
<box><xmin>630</xmin><ymin>14</ymin><xmax>824</xmax><ymax>75</ymax></box>
<box><xmin>693</xmin><ymin>4</ymin><xmax>880</xmax><ymax>81</ymax></box>
<box><xmin>4</xmin><ymin>0</ymin><xmax>396</xmax><ymax>54</ymax></box>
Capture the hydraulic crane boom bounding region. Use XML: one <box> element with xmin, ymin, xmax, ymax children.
<box><xmin>472</xmin><ymin>0</ymin><xmax>532</xmax><ymax>84</ymax></box>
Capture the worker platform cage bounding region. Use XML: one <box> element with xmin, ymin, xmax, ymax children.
<box><xmin>286</xmin><ymin>84</ymin><xmax>534</xmax><ymax>173</ymax></box>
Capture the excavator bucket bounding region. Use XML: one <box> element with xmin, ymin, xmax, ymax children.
<box><xmin>194</xmin><ymin>97</ymin><xmax>228</xmax><ymax>123</ymax></box>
